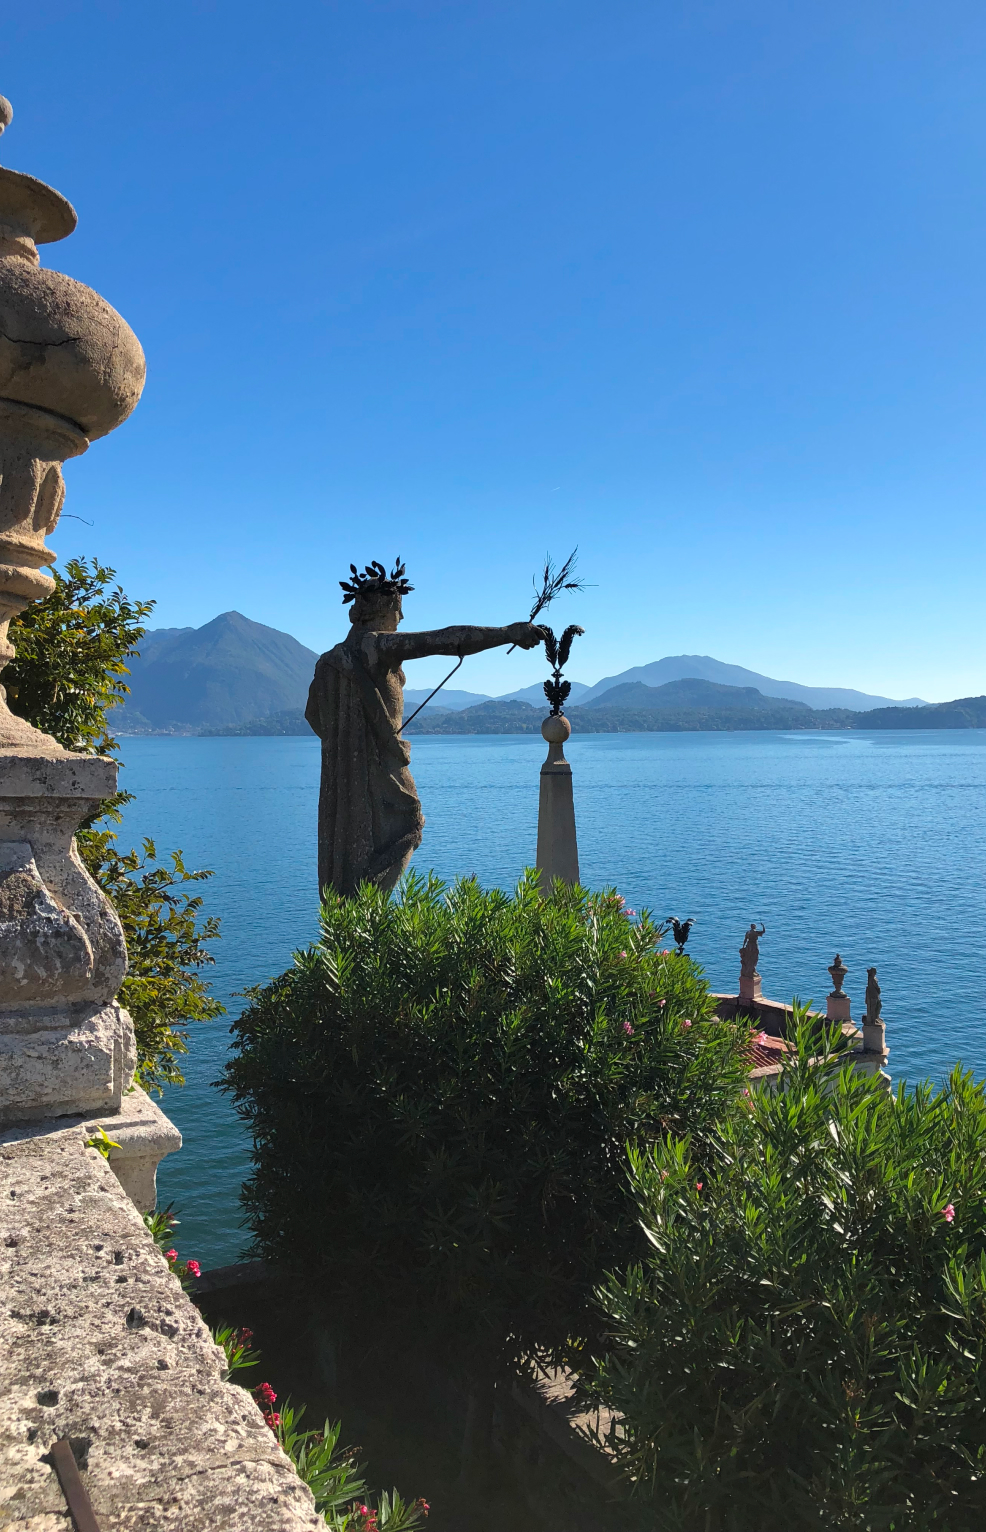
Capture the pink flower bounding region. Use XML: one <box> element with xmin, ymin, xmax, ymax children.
<box><xmin>742</xmin><ymin>1087</ymin><xmax>750</xmax><ymax>1097</ymax></box>
<box><xmin>660</xmin><ymin>1169</ymin><xmax>669</xmax><ymax>1180</ymax></box>
<box><xmin>682</xmin><ymin>1018</ymin><xmax>692</xmax><ymax>1029</ymax></box>
<box><xmin>755</xmin><ymin>1031</ymin><xmax>768</xmax><ymax>1044</ymax></box>
<box><xmin>185</xmin><ymin>1259</ymin><xmax>201</xmax><ymax>1278</ymax></box>
<box><xmin>658</xmin><ymin>999</ymin><xmax>666</xmax><ymax>1008</ymax></box>
<box><xmin>942</xmin><ymin>1203</ymin><xmax>956</xmax><ymax>1223</ymax></box>
<box><xmin>696</xmin><ymin>1181</ymin><xmax>703</xmax><ymax>1191</ymax></box>
<box><xmin>661</xmin><ymin>949</ymin><xmax>670</xmax><ymax>955</ymax></box>
<box><xmin>620</xmin><ymin>950</ymin><xmax>627</xmax><ymax>958</ymax></box>
<box><xmin>416</xmin><ymin>1500</ymin><xmax>430</xmax><ymax>1516</ymax></box>
<box><xmin>255</xmin><ymin>1382</ymin><xmax>277</xmax><ymax>1406</ymax></box>
<box><xmin>165</xmin><ymin>1248</ymin><xmax>177</xmax><ymax>1262</ymax></box>
<box><xmin>623</xmin><ymin>1021</ymin><xmax>634</xmax><ymax>1036</ymax></box>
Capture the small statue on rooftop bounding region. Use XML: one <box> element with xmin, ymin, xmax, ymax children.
<box><xmin>740</xmin><ymin>922</ymin><xmax>765</xmax><ymax>978</ymax></box>
<box><xmin>864</xmin><ymin>967</ymin><xmax>882</xmax><ymax>1024</ymax></box>
<box><xmin>305</xmin><ymin>558</ymin><xmax>542</xmax><ymax>898</ymax></box>
<box><xmin>739</xmin><ymin>921</ymin><xmax>765</xmax><ymax>1002</ymax></box>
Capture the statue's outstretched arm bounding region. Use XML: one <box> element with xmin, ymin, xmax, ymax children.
<box><xmin>374</xmin><ymin>622</ymin><xmax>541</xmax><ymax>664</ymax></box>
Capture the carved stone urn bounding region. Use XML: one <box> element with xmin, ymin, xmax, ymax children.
<box><xmin>826</xmin><ymin>952</ymin><xmax>851</xmax><ymax>1022</ymax></box>
<box><xmin>0</xmin><ymin>95</ymin><xmax>163</xmax><ymax>1177</ymax></box>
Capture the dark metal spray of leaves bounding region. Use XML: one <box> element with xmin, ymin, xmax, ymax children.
<box><xmin>541</xmin><ymin>624</ymin><xmax>585</xmax><ymax>715</ymax></box>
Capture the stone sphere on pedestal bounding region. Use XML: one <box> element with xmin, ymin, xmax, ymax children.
<box><xmin>541</xmin><ymin>713</ymin><xmax>572</xmax><ymax>745</ymax></box>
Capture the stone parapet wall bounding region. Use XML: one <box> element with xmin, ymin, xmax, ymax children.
<box><xmin>0</xmin><ymin>1119</ymin><xmax>323</xmax><ymax>1531</ymax></box>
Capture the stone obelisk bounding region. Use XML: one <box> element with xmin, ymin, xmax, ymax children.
<box><xmin>535</xmin><ymin>714</ymin><xmax>580</xmax><ymax>887</ymax></box>
<box><xmin>0</xmin><ymin>94</ymin><xmax>178</xmax><ymax>1204</ymax></box>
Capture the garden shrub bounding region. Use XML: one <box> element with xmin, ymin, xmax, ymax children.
<box><xmin>223</xmin><ymin>871</ymin><xmax>751</xmax><ymax>1374</ymax></box>
<box><xmin>7</xmin><ymin>557</ymin><xmax>222</xmax><ymax>1089</ymax></box>
<box><xmin>590</xmin><ymin>1028</ymin><xmax>986</xmax><ymax>1531</ymax></box>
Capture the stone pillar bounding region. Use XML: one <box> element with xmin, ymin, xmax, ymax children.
<box><xmin>0</xmin><ymin>95</ymin><xmax>178</xmax><ymax>1206</ymax></box>
<box><xmin>738</xmin><ymin>969</ymin><xmax>762</xmax><ymax>1003</ymax></box>
<box><xmin>826</xmin><ymin>953</ymin><xmax>851</xmax><ymax>1023</ymax></box>
<box><xmin>535</xmin><ymin>715</ymin><xmax>580</xmax><ymax>887</ymax></box>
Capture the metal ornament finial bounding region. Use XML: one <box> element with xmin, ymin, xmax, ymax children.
<box><xmin>666</xmin><ymin>917</ymin><xmax>695</xmax><ymax>955</ymax></box>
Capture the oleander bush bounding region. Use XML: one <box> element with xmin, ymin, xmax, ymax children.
<box><xmin>589</xmin><ymin>1029</ymin><xmax>986</xmax><ymax>1531</ymax></box>
<box><xmin>223</xmin><ymin>871</ymin><xmax>752</xmax><ymax>1374</ymax></box>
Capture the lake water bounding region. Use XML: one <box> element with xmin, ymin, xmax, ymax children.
<box><xmin>116</xmin><ymin>730</ymin><xmax>986</xmax><ymax>1268</ymax></box>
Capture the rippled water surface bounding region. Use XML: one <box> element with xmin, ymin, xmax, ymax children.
<box><xmin>117</xmin><ymin>730</ymin><xmax>986</xmax><ymax>1266</ymax></box>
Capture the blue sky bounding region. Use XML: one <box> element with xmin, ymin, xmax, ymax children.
<box><xmin>5</xmin><ymin>1</ymin><xmax>986</xmax><ymax>700</ymax></box>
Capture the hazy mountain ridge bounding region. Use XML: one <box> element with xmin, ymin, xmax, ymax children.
<box><xmin>585</xmin><ymin>678</ymin><xmax>813</xmax><ymax>713</ymax></box>
<box><xmin>578</xmin><ymin>655</ymin><xmax>926</xmax><ymax>711</ymax></box>
<box><xmin>118</xmin><ymin>615</ymin><xmax>934</xmax><ymax>734</ymax></box>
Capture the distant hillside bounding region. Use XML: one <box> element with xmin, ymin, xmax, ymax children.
<box><xmin>403</xmin><ymin>701</ymin><xmax>542</xmax><ymax>735</ymax></box>
<box><xmin>206</xmin><ymin>686</ymin><xmax>986</xmax><ymax>738</ymax></box>
<box><xmin>498</xmin><ymin>679</ymin><xmax>591</xmax><ymax>707</ymax></box>
<box><xmin>859</xmin><ymin>695</ymin><xmax>986</xmax><ymax>729</ymax></box>
<box><xmin>585</xmin><ymin>678</ymin><xmax>812</xmax><ymax>713</ymax></box>
<box><xmin>202</xmin><ymin>707</ymin><xmax>315</xmax><ymax>737</ymax></box>
<box><xmin>579</xmin><ymin>655</ymin><xmax>926</xmax><ymax>712</ymax></box>
<box><xmin>403</xmin><ymin>695</ymin><xmax>854</xmax><ymax>735</ymax></box>
<box><xmin>568</xmin><ymin>704</ymin><xmax>854</xmax><ymax>733</ymax></box>
<box><xmin>118</xmin><ymin>612</ymin><xmax>318</xmax><ymax>731</ymax></box>
<box><xmin>402</xmin><ymin>687</ymin><xmax>491</xmax><ymax>714</ymax></box>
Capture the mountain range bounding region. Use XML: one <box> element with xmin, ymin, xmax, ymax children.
<box><xmin>117</xmin><ymin>612</ymin><xmax>318</xmax><ymax>730</ymax></box>
<box><xmin>115</xmin><ymin>612</ymin><xmax>928</xmax><ymax>732</ymax></box>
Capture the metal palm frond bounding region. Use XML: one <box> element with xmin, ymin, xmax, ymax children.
<box><xmin>540</xmin><ymin>623</ymin><xmax>584</xmax><ymax>717</ymax></box>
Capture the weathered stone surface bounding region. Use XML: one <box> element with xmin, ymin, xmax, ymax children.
<box><xmin>0</xmin><ymin>842</ymin><xmax>93</xmax><ymax>1000</ymax></box>
<box><xmin>0</xmin><ymin>1003</ymin><xmax>135</xmax><ymax>1130</ymax></box>
<box><xmin>0</xmin><ymin>773</ymin><xmax>129</xmax><ymax>1007</ymax></box>
<box><xmin>0</xmin><ymin>264</ymin><xmax>145</xmax><ymax>442</ymax></box>
<box><xmin>83</xmin><ymin>1087</ymin><xmax>182</xmax><ymax>1213</ymax></box>
<box><xmin>0</xmin><ymin>1122</ymin><xmax>323</xmax><ymax>1531</ymax></box>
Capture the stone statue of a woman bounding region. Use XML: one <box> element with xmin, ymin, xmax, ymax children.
<box><xmin>305</xmin><ymin>559</ymin><xmax>542</xmax><ymax>897</ymax></box>
<box><xmin>739</xmin><ymin>921</ymin><xmax>765</xmax><ymax>978</ymax></box>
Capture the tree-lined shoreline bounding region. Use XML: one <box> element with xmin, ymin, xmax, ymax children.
<box><xmin>155</xmin><ymin>691</ymin><xmax>986</xmax><ymax>738</ymax></box>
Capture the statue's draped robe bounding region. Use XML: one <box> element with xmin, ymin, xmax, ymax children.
<box><xmin>306</xmin><ymin>634</ymin><xmax>423</xmax><ymax>897</ymax></box>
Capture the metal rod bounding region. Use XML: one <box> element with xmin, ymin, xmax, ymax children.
<box><xmin>49</xmin><ymin>1439</ymin><xmax>101</xmax><ymax>1532</ymax></box>
<box><xmin>401</xmin><ymin>654</ymin><xmax>464</xmax><ymax>731</ymax></box>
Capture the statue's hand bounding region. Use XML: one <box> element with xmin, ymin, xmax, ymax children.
<box><xmin>507</xmin><ymin>621</ymin><xmax>544</xmax><ymax>651</ymax></box>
